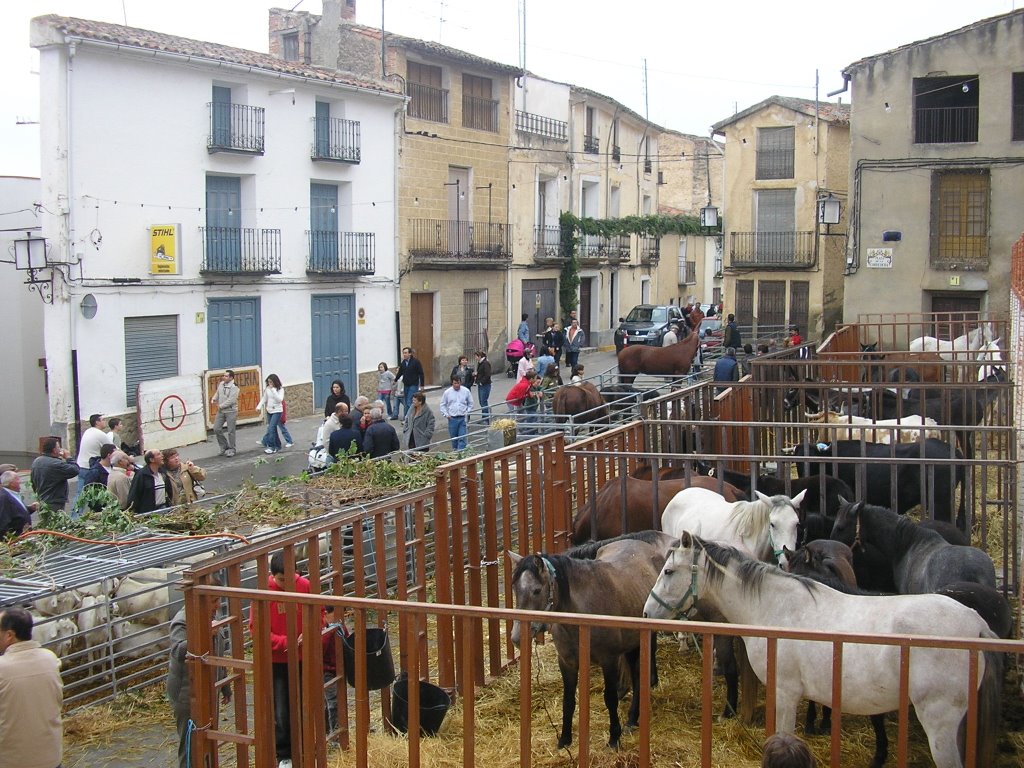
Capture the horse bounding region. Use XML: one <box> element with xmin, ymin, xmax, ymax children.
<box><xmin>784</xmin><ymin>540</ymin><xmax>858</xmax><ymax>588</ymax></box>
<box><xmin>507</xmin><ymin>536</ymin><xmax>668</xmax><ymax>749</ymax></box>
<box><xmin>909</xmin><ymin>323</ymin><xmax>993</xmax><ymax>361</ymax></box>
<box><xmin>617</xmin><ymin>329</ymin><xmax>700</xmax><ymax>386</ymax></box>
<box><xmin>571</xmin><ymin>475</ymin><xmax>748</xmax><ymax>544</ymax></box>
<box><xmin>644</xmin><ymin>534</ymin><xmax>1002</xmax><ymax>768</ymax></box>
<box><xmin>551</xmin><ymin>381</ymin><xmax>608</xmax><ymax>430</ymax></box>
<box><xmin>829</xmin><ymin>500</ymin><xmax>996</xmax><ymax>593</ymax></box>
<box><xmin>703</xmin><ymin>465</ymin><xmax>852</xmax><ymax>521</ymax></box>
<box><xmin>661</xmin><ymin>487</ymin><xmax>804</xmax><ymax>570</ymax></box>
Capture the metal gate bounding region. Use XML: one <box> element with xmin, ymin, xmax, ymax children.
<box><xmin>311</xmin><ymin>294</ymin><xmax>355</xmax><ymax>405</ymax></box>
<box><xmin>521</xmin><ymin>278</ymin><xmax>556</xmax><ymax>345</ymax></box>
<box><xmin>124</xmin><ymin>315</ymin><xmax>179</xmax><ymax>407</ymax></box>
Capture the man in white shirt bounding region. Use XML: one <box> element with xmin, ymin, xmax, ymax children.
<box><xmin>438</xmin><ymin>376</ymin><xmax>474</xmax><ymax>450</ymax></box>
<box><xmin>662</xmin><ymin>325</ymin><xmax>679</xmax><ymax>347</ymax></box>
<box><xmin>211</xmin><ymin>369</ymin><xmax>240</xmax><ymax>457</ymax></box>
<box><xmin>73</xmin><ymin>414</ymin><xmax>114</xmax><ymax>513</ymax></box>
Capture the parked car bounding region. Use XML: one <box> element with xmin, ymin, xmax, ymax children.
<box><xmin>698</xmin><ymin>303</ymin><xmax>722</xmax><ymax>337</ymax></box>
<box><xmin>614</xmin><ymin>304</ymin><xmax>685</xmax><ymax>352</ymax></box>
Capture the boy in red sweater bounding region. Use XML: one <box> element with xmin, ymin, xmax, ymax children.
<box><xmin>250</xmin><ymin>551</ymin><xmax>318</xmax><ymax>768</ymax></box>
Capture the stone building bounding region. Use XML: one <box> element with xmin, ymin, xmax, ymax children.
<box><xmin>29</xmin><ymin>14</ymin><xmax>403</xmax><ymax>447</ymax></box>
<box><xmin>839</xmin><ymin>9</ymin><xmax>1024</xmax><ymax>320</ymax></box>
<box><xmin>712</xmin><ymin>96</ymin><xmax>850</xmax><ymax>340</ymax></box>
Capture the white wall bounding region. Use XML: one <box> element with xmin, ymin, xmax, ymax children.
<box><xmin>34</xmin><ymin>35</ymin><xmax>402</xmax><ymax>433</ymax></box>
<box><xmin>515</xmin><ymin>76</ymin><xmax>570</xmax><ymax>121</ymax></box>
<box><xmin>0</xmin><ymin>176</ymin><xmax>50</xmax><ymax>459</ymax></box>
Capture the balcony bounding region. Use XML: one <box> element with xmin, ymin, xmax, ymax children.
<box><xmin>644</xmin><ymin>158</ymin><xmax>653</xmax><ymax>175</ymax></box>
<box><xmin>406</xmin><ymin>82</ymin><xmax>449</xmax><ymax>123</ymax></box>
<box><xmin>640</xmin><ymin>236</ymin><xmax>660</xmax><ymax>265</ymax></box>
<box><xmin>200</xmin><ymin>227</ymin><xmax>281</xmax><ymax>274</ymax></box>
<box><xmin>515</xmin><ymin>110</ymin><xmax>568</xmax><ymax>141</ymax></box>
<box><xmin>207</xmin><ymin>103</ymin><xmax>265</xmax><ymax>154</ymax></box>
<box><xmin>311</xmin><ymin>117</ymin><xmax>361</xmax><ymax>163</ymax></box>
<box><xmin>306</xmin><ymin>231</ymin><xmax>375</xmax><ymax>275</ymax></box>
<box><xmin>611</xmin><ymin>144</ymin><xmax>621</xmax><ymax>162</ymax></box>
<box><xmin>408</xmin><ymin>219</ymin><xmax>510</xmax><ymax>266</ymax></box>
<box><xmin>533</xmin><ymin>225</ymin><xmax>565</xmax><ymax>264</ymax></box>
<box><xmin>462</xmin><ymin>94</ymin><xmax>499</xmax><ymax>132</ymax></box>
<box><xmin>583</xmin><ymin>134</ymin><xmax>599</xmax><ymax>154</ymax></box>
<box><xmin>579</xmin><ymin>234</ymin><xmax>630</xmax><ymax>266</ymax></box>
<box><xmin>729</xmin><ymin>231</ymin><xmax>815</xmax><ymax>269</ymax></box>
<box><xmin>914</xmin><ymin>106</ymin><xmax>978</xmax><ymax>143</ymax></box>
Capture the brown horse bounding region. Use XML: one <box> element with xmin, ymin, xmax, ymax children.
<box><xmin>551</xmin><ymin>382</ymin><xmax>608</xmax><ymax>427</ymax></box>
<box><xmin>617</xmin><ymin>328</ymin><xmax>700</xmax><ymax>385</ymax></box>
<box><xmin>571</xmin><ymin>474</ymin><xmax>747</xmax><ymax>544</ymax></box>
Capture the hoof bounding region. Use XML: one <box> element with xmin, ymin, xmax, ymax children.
<box><xmin>557</xmin><ymin>736</ymin><xmax>572</xmax><ymax>749</ymax></box>
<box><xmin>720</xmin><ymin>706</ymin><xmax>736</xmax><ymax>720</ymax></box>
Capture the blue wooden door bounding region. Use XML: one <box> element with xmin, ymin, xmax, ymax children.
<box><xmin>311</xmin><ymin>294</ymin><xmax>355</xmax><ymax>404</ymax></box>
<box><xmin>309</xmin><ymin>183</ymin><xmax>339</xmax><ymax>271</ymax></box>
<box><xmin>207</xmin><ymin>297</ymin><xmax>261</xmax><ymax>369</ymax></box>
<box><xmin>206</xmin><ymin>176</ymin><xmax>241</xmax><ymax>271</ymax></box>
<box><xmin>212</xmin><ymin>85</ymin><xmax>231</xmax><ymax>147</ymax></box>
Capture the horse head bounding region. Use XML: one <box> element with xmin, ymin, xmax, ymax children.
<box><xmin>828</xmin><ymin>498</ymin><xmax>864</xmax><ymax>551</ymax></box>
<box><xmin>506</xmin><ymin>551</ymin><xmax>557</xmax><ymax>645</ymax></box>
<box><xmin>753</xmin><ymin>490</ymin><xmax>805</xmax><ymax>569</ymax></box>
<box><xmin>643</xmin><ymin>532</ymin><xmax>701</xmax><ymax>620</ymax></box>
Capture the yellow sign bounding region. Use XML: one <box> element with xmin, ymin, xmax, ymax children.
<box><xmin>150</xmin><ymin>224</ymin><xmax>180</xmax><ymax>275</ymax></box>
<box><xmin>204</xmin><ymin>366</ymin><xmax>264</xmax><ymax>428</ymax></box>
<box><xmin>949</xmin><ymin>275</ymin><xmax>961</xmax><ymax>286</ymax></box>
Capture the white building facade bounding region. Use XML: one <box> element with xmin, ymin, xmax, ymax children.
<box><xmin>31</xmin><ymin>15</ymin><xmax>403</xmax><ymax>446</ymax></box>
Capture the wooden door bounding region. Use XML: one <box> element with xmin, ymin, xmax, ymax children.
<box><xmin>579</xmin><ymin>278</ymin><xmax>593</xmax><ymax>334</ymax></box>
<box><xmin>931</xmin><ymin>294</ymin><xmax>982</xmax><ymax>340</ymax></box>
<box><xmin>410</xmin><ymin>293</ymin><xmax>435</xmax><ymax>383</ymax></box>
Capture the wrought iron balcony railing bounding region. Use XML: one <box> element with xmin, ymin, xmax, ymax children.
<box><xmin>406</xmin><ymin>82</ymin><xmax>449</xmax><ymax>123</ymax></box>
<box><xmin>611</xmin><ymin>144</ymin><xmax>621</xmax><ymax>162</ymax></box>
<box><xmin>408</xmin><ymin>219</ymin><xmax>510</xmax><ymax>264</ymax></box>
<box><xmin>729</xmin><ymin>231</ymin><xmax>815</xmax><ymax>269</ymax></box>
<box><xmin>533</xmin><ymin>225</ymin><xmax>564</xmax><ymax>262</ymax></box>
<box><xmin>306</xmin><ymin>231</ymin><xmax>375</xmax><ymax>275</ymax></box>
<box><xmin>200</xmin><ymin>227</ymin><xmax>281</xmax><ymax>274</ymax></box>
<box><xmin>914</xmin><ymin>105</ymin><xmax>978</xmax><ymax>143</ymax></box>
<box><xmin>583</xmin><ymin>134</ymin><xmax>599</xmax><ymax>154</ymax></box>
<box><xmin>640</xmin><ymin>236</ymin><xmax>660</xmax><ymax>264</ymax></box>
<box><xmin>515</xmin><ymin>110</ymin><xmax>568</xmax><ymax>141</ymax></box>
<box><xmin>311</xmin><ymin>117</ymin><xmax>361</xmax><ymax>163</ymax></box>
<box><xmin>207</xmin><ymin>102</ymin><xmax>265</xmax><ymax>154</ymax></box>
<box><xmin>579</xmin><ymin>234</ymin><xmax>629</xmax><ymax>264</ymax></box>
<box><xmin>462</xmin><ymin>94</ymin><xmax>499</xmax><ymax>132</ymax></box>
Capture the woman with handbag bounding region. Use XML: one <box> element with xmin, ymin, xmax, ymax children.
<box><xmin>256</xmin><ymin>373</ymin><xmax>294</xmax><ymax>454</ymax></box>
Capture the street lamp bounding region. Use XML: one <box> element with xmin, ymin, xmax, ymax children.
<box><xmin>817</xmin><ymin>193</ymin><xmax>841</xmax><ymax>235</ymax></box>
<box><xmin>700</xmin><ymin>205</ymin><xmax>719</xmax><ymax>229</ymax></box>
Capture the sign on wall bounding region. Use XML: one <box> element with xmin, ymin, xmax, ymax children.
<box><xmin>150</xmin><ymin>224</ymin><xmax>181</xmax><ymax>275</ymax></box>
<box><xmin>137</xmin><ymin>375</ymin><xmax>207</xmax><ymax>451</ymax></box>
<box><xmin>204</xmin><ymin>366</ymin><xmax>264</xmax><ymax>429</ymax></box>
<box><xmin>865</xmin><ymin>248</ymin><xmax>893</xmax><ymax>269</ymax></box>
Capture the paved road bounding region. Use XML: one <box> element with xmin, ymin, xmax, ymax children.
<box><xmin>175</xmin><ymin>347</ymin><xmax>621</xmax><ymax>499</ymax></box>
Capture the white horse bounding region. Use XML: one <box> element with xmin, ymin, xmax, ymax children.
<box><xmin>975</xmin><ymin>338</ymin><xmax>1005</xmax><ymax>382</ymax></box>
<box><xmin>909</xmin><ymin>323</ymin><xmax>992</xmax><ymax>361</ymax></box>
<box><xmin>644</xmin><ymin>534</ymin><xmax>1002</xmax><ymax>768</ymax></box>
<box><xmin>660</xmin><ymin>486</ymin><xmax>803</xmax><ymax>569</ymax></box>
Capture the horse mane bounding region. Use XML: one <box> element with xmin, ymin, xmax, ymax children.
<box><xmin>728</xmin><ymin>495</ymin><xmax>781</xmax><ymax>538</ymax></box>
<box><xmin>696</xmin><ymin>537</ymin><xmax>817</xmax><ymax>599</ymax></box>
<box><xmin>858</xmin><ymin>501</ymin><xmax>945</xmax><ymax>549</ymax></box>
<box><xmin>565</xmin><ymin>530</ymin><xmax>668</xmax><ymax>560</ymax></box>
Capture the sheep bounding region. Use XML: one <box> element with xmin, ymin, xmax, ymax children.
<box><xmin>805</xmin><ymin>410</ymin><xmax>941</xmax><ymax>444</ymax></box>
<box><xmin>114</xmin><ymin>575</ymin><xmax>173</xmax><ymax>626</ymax></box>
<box><xmin>77</xmin><ymin>595</ymin><xmax>120</xmax><ymax>677</ymax></box>
<box><xmin>30</xmin><ymin>614</ymin><xmax>78</xmax><ymax>659</ymax></box>
<box><xmin>114</xmin><ymin>620</ymin><xmax>170</xmax><ymax>661</ymax></box>
<box><xmin>33</xmin><ymin>590</ymin><xmax>81</xmax><ymax>617</ymax></box>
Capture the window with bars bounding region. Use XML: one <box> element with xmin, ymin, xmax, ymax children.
<box><xmin>1013</xmin><ymin>73</ymin><xmax>1024</xmax><ymax>141</ymax></box>
<box><xmin>755</xmin><ymin>127</ymin><xmax>794</xmax><ymax>179</ymax></box>
<box><xmin>789</xmin><ymin>281</ymin><xmax>809</xmax><ymax>333</ymax></box>
<box><xmin>735</xmin><ymin>280</ymin><xmax>754</xmax><ymax>326</ymax></box>
<box><xmin>931</xmin><ymin>170</ymin><xmax>989</xmax><ymax>268</ymax></box>
<box><xmin>757</xmin><ymin>280</ymin><xmax>786</xmax><ymax>329</ymax></box>
<box><xmin>407</xmin><ymin>62</ymin><xmax>447</xmax><ymax>123</ymax></box>
<box><xmin>462</xmin><ymin>74</ymin><xmax>497</xmax><ymax>131</ymax></box>
<box><xmin>914</xmin><ymin>76</ymin><xmax>978</xmax><ymax>143</ymax></box>
<box><xmin>463</xmin><ymin>289</ymin><xmax>488</xmax><ymax>355</ymax></box>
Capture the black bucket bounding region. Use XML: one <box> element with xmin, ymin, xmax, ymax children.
<box><xmin>391</xmin><ymin>678</ymin><xmax>451</xmax><ymax>736</ymax></box>
<box><xmin>340</xmin><ymin>628</ymin><xmax>395</xmax><ymax>689</ymax></box>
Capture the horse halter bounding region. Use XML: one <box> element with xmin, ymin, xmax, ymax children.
<box><xmin>539</xmin><ymin>556</ymin><xmax>558</xmax><ymax>611</ymax></box>
<box><xmin>768</xmin><ymin>527</ymin><xmax>786</xmax><ymax>566</ymax></box>
<box><xmin>648</xmin><ymin>559</ymin><xmax>700</xmax><ymax>619</ymax></box>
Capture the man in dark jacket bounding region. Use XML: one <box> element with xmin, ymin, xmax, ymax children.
<box><xmin>714</xmin><ymin>347</ymin><xmax>741</xmax><ymax>392</ymax></box>
<box><xmin>474</xmin><ymin>349</ymin><xmax>493</xmax><ymax>423</ymax></box>
<box><xmin>29</xmin><ymin>438</ymin><xmax>79</xmax><ymax>513</ymax></box>
<box><xmin>396</xmin><ymin>347</ymin><xmax>425</xmax><ymax>417</ymax></box>
<box><xmin>724</xmin><ymin>314</ymin><xmax>742</xmax><ymax>349</ymax></box>
<box><xmin>125</xmin><ymin>449</ymin><xmax>169</xmax><ymax>514</ymax></box>
<box><xmin>0</xmin><ymin>471</ymin><xmax>34</xmax><ymax>537</ymax></box>
<box><xmin>362</xmin><ymin>408</ymin><xmax>400</xmax><ymax>458</ymax></box>
<box><xmin>328</xmin><ymin>415</ymin><xmax>363</xmax><ymax>460</ymax></box>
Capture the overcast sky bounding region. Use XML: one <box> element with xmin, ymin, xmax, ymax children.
<box><xmin>1</xmin><ymin>0</ymin><xmax>1018</xmax><ymax>177</ymax></box>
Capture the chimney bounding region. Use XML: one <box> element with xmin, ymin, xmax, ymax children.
<box><xmin>341</xmin><ymin>0</ymin><xmax>357</xmax><ymax>21</ymax></box>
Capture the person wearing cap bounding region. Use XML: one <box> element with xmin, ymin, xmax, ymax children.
<box><xmin>662</xmin><ymin>325</ymin><xmax>679</xmax><ymax>347</ymax></box>
<box><xmin>714</xmin><ymin>347</ymin><xmax>741</xmax><ymax>391</ymax></box>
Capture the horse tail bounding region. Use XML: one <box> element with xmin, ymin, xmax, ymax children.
<box><xmin>960</xmin><ymin>643</ymin><xmax>1002</xmax><ymax>767</ymax></box>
